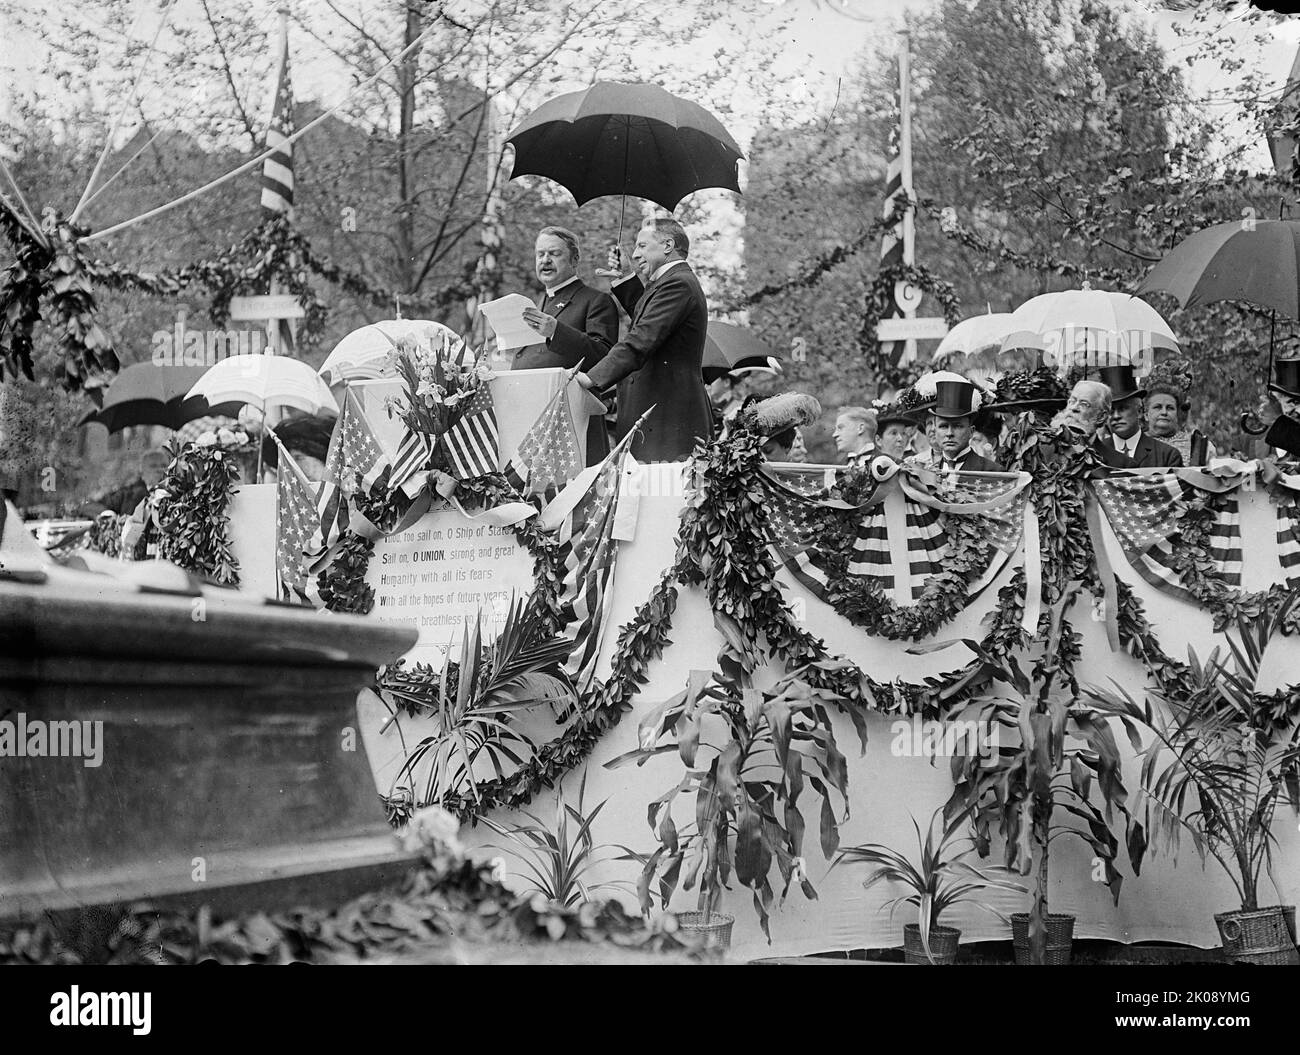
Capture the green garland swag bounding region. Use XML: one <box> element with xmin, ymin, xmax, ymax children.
<box><xmin>326</xmin><ymin>411</ymin><xmax>1299</xmax><ymax>827</ymax></box>
<box><xmin>152</xmin><ymin>441</ymin><xmax>241</xmax><ymax>586</ymax></box>
<box><xmin>806</xmin><ymin>467</ymin><xmax>1002</xmax><ymax>641</ymax></box>
<box><xmin>1151</xmin><ymin>484</ymin><xmax>1300</xmax><ymax>634</ymax></box>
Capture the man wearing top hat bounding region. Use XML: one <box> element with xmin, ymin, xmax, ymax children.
<box><xmin>1260</xmin><ymin>358</ymin><xmax>1300</xmax><ymax>481</ymax></box>
<box><xmin>929</xmin><ymin>379</ymin><xmax>1002</xmax><ymax>473</ymax></box>
<box><xmin>1094</xmin><ymin>364</ymin><xmax>1183</xmax><ymax>469</ymax></box>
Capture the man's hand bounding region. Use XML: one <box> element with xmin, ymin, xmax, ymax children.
<box><xmin>594</xmin><ymin>244</ymin><xmax>627</xmax><ymax>281</ymax></box>
<box><xmin>575</xmin><ymin>372</ymin><xmax>595</xmax><ymax>391</ymax></box>
<box><xmin>520</xmin><ymin>306</ymin><xmax>556</xmax><ymax>339</ymax></box>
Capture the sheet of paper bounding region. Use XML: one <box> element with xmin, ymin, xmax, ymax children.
<box><xmin>480</xmin><ymin>293</ymin><xmax>545</xmax><ymax>350</ymax></box>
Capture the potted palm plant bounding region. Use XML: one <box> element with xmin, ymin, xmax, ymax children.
<box><xmin>944</xmin><ymin>620</ymin><xmax>1142</xmax><ymax>964</ymax></box>
<box><xmin>832</xmin><ymin>807</ymin><xmax>1026</xmax><ymax>964</ymax></box>
<box><xmin>1087</xmin><ymin>603</ymin><xmax>1300</xmax><ymax>965</ymax></box>
<box><xmin>607</xmin><ymin>665</ymin><xmax>855</xmax><ymax>949</ymax></box>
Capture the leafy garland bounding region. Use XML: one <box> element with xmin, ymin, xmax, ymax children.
<box><xmin>806</xmin><ymin>469</ymin><xmax>1003</xmax><ymax>641</ymax></box>
<box><xmin>0</xmin><ymin>837</ymin><xmax>698</xmax><ymax>964</ymax></box>
<box><xmin>858</xmin><ymin>261</ymin><xmax>963</xmax><ymax>389</ymax></box>
<box><xmin>0</xmin><ymin>206</ymin><xmax>118</xmax><ymax>388</ymax></box>
<box><xmin>152</xmin><ymin>441</ymin><xmax>241</xmax><ymax>586</ymax></box>
<box><xmin>1152</xmin><ymin>484</ymin><xmax>1300</xmax><ymax>633</ymax></box>
<box><xmin>316</xmin><ymin>408</ymin><xmax>1300</xmax><ymax>830</ymax></box>
<box><xmin>0</xmin><ymin>205</ymin><xmax>475</xmax><ymax>394</ymax></box>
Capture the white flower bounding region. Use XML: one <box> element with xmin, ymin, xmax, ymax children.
<box><xmin>216</xmin><ymin>427</ymin><xmax>237</xmax><ymax>446</ymax></box>
<box><xmin>402</xmin><ymin>805</ymin><xmax>464</xmax><ymax>855</ymax></box>
<box><xmin>196</xmin><ymin>431</ymin><xmax>217</xmax><ymax>447</ymax></box>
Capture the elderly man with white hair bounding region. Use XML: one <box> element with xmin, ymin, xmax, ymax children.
<box><xmin>1052</xmin><ymin>379</ymin><xmax>1137</xmax><ymax>468</ymax></box>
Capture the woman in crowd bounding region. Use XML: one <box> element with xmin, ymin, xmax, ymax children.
<box><xmin>874</xmin><ymin>402</ymin><xmax>918</xmax><ymax>462</ymax></box>
<box><xmin>1144</xmin><ymin>362</ymin><xmax>1215</xmax><ymax>465</ymax></box>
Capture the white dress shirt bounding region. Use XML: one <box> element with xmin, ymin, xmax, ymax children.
<box><xmin>1110</xmin><ymin>430</ymin><xmax>1143</xmax><ymax>458</ymax></box>
<box><xmin>543</xmin><ymin>274</ymin><xmax>580</xmax><ymax>300</ymax></box>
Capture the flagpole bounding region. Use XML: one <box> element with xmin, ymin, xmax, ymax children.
<box><xmin>899</xmin><ymin>29</ymin><xmax>917</xmax><ymax>367</ymax></box>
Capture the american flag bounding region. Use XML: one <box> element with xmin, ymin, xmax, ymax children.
<box><xmin>551</xmin><ymin>427</ymin><xmax>638</xmax><ymax>692</ymax></box>
<box><xmin>760</xmin><ymin>466</ymin><xmax>1018</xmax><ymax>608</ymax></box>
<box><xmin>271</xmin><ymin>433</ymin><xmax>318</xmax><ymax>604</ymax></box>
<box><xmin>443</xmin><ymin>385</ymin><xmax>499</xmax><ymax>479</ymax></box>
<box><xmin>390</xmin><ymin>428</ymin><xmax>433</xmax><ymax>495</ymax></box>
<box><xmin>1094</xmin><ymin>474</ymin><xmax>1242</xmax><ymax>601</ymax></box>
<box><xmin>1277</xmin><ymin>490</ymin><xmax>1300</xmax><ymax>588</ymax></box>
<box><xmin>503</xmin><ymin>381</ymin><xmax>583</xmax><ymax>499</ymax></box>
<box><xmin>315</xmin><ymin>388</ymin><xmax>389</xmax><ymax>552</ymax></box>
<box><xmin>260</xmin><ymin>26</ymin><xmax>294</xmax><ymax>220</ymax></box>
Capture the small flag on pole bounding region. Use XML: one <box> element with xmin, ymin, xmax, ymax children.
<box><xmin>313</xmin><ymin>388</ymin><xmax>389</xmax><ymax>552</ymax></box>
<box><xmin>503</xmin><ymin>379</ymin><xmax>582</xmax><ymax>498</ymax></box>
<box><xmin>443</xmin><ymin>385</ymin><xmax>499</xmax><ymax>480</ymax></box>
<box><xmin>271</xmin><ymin>432</ymin><xmax>319</xmax><ymax>604</ymax></box>
<box><xmin>260</xmin><ymin>22</ymin><xmax>295</xmax><ymax>220</ymax></box>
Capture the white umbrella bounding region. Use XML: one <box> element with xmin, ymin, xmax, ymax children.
<box><xmin>934</xmin><ymin>312</ymin><xmax>1017</xmax><ymax>358</ymax></box>
<box><xmin>1000</xmin><ymin>287</ymin><xmax>1179</xmax><ymax>368</ymax></box>
<box><xmin>187</xmin><ymin>357</ymin><xmax>337</xmax><ymax>481</ymax></box>
<box><xmin>318</xmin><ymin>319</ymin><xmax>461</xmax><ymax>385</ymax></box>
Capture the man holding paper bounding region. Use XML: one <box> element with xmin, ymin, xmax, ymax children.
<box><xmin>578</xmin><ymin>217</ymin><xmax>712</xmax><ymax>463</ymax></box>
<box><xmin>512</xmin><ymin>226</ymin><xmax>618</xmax><ymax>373</ymax></box>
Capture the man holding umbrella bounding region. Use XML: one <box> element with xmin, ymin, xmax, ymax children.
<box><xmin>577</xmin><ymin>217</ymin><xmax>712</xmax><ymax>462</ymax></box>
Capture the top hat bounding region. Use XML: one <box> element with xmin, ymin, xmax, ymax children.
<box><xmin>932</xmin><ymin>379</ymin><xmax>981</xmax><ymax>420</ymax></box>
<box><xmin>1097</xmin><ymin>364</ymin><xmax>1144</xmax><ymax>403</ymax></box>
<box><xmin>1269</xmin><ymin>358</ymin><xmax>1300</xmax><ymax>400</ymax></box>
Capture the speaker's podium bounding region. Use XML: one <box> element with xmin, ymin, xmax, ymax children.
<box><xmin>352</xmin><ymin>367</ymin><xmax>603</xmax><ymax>469</ymax></box>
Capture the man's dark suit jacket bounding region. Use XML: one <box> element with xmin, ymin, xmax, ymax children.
<box><xmin>933</xmin><ymin>450</ymin><xmax>1003</xmax><ymax>473</ymax></box>
<box><xmin>511</xmin><ymin>278</ymin><xmax>617</xmax><ymax>463</ymax></box>
<box><xmin>1096</xmin><ymin>431</ymin><xmax>1184</xmax><ymax>469</ymax></box>
<box><xmin>511</xmin><ymin>279</ymin><xmax>618</xmax><ymax>372</ymax></box>
<box><xmin>585</xmin><ymin>263</ymin><xmax>712</xmax><ymax>463</ymax></box>
<box><xmin>1091</xmin><ymin>438</ymin><xmax>1137</xmax><ymax>469</ymax></box>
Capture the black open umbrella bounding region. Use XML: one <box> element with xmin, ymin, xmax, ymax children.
<box><xmin>703</xmin><ymin>321</ymin><xmax>782</xmax><ymax>382</ymax></box>
<box><xmin>505</xmin><ymin>81</ymin><xmax>744</xmax><ymax>239</ymax></box>
<box><xmin>79</xmin><ymin>362</ymin><xmax>242</xmax><ymax>433</ymax></box>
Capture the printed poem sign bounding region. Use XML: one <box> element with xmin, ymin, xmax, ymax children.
<box><xmin>365</xmin><ymin>511</ymin><xmax>536</xmax><ymax>665</ymax></box>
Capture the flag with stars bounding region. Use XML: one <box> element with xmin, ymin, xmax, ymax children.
<box><xmin>551</xmin><ymin>425</ymin><xmax>638</xmax><ymax>694</ymax></box>
<box><xmin>759</xmin><ymin>464</ymin><xmax>1021</xmax><ymax>607</ymax></box>
<box><xmin>443</xmin><ymin>384</ymin><xmax>499</xmax><ymax>480</ymax></box>
<box><xmin>272</xmin><ymin>433</ymin><xmax>318</xmax><ymax>604</ymax></box>
<box><xmin>314</xmin><ymin>388</ymin><xmax>389</xmax><ymax>552</ymax></box>
<box><xmin>1094</xmin><ymin>473</ymin><xmax>1242</xmax><ymax>601</ymax></box>
<box><xmin>503</xmin><ymin>382</ymin><xmax>582</xmax><ymax>499</ymax></box>
<box><xmin>260</xmin><ymin>25</ymin><xmax>294</xmax><ymax>220</ymax></box>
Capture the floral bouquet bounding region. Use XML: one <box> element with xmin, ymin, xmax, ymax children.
<box><xmin>384</xmin><ymin>328</ymin><xmax>494</xmax><ymax>439</ymax></box>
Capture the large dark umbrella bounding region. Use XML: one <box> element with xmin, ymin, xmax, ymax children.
<box><xmin>1136</xmin><ymin>218</ymin><xmax>1300</xmax><ymax>365</ymax></box>
<box><xmin>79</xmin><ymin>362</ymin><xmax>241</xmax><ymax>433</ymax></box>
<box><xmin>703</xmin><ymin>321</ymin><xmax>782</xmax><ymax>382</ymax></box>
<box><xmin>505</xmin><ymin>81</ymin><xmax>744</xmax><ymax>240</ymax></box>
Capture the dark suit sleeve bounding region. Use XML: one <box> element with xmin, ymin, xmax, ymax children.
<box><xmin>609</xmin><ymin>274</ymin><xmax>643</xmax><ymax>318</ymax></box>
<box><xmin>585</xmin><ymin>274</ymin><xmax>693</xmax><ymax>390</ymax></box>
<box><xmin>547</xmin><ymin>289</ymin><xmax>618</xmax><ymax>370</ymax></box>
<box><xmin>1160</xmin><ymin>441</ymin><xmax>1184</xmax><ymax>468</ymax></box>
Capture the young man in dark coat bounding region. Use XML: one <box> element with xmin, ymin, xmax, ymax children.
<box><xmin>930</xmin><ymin>380</ymin><xmax>1003</xmax><ymax>473</ymax></box>
<box><xmin>577</xmin><ymin>217</ymin><xmax>712</xmax><ymax>463</ymax></box>
<box><xmin>1093</xmin><ymin>364</ymin><xmax>1183</xmax><ymax>469</ymax></box>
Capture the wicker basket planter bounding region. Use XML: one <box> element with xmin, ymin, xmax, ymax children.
<box><xmin>676</xmin><ymin>911</ymin><xmax>734</xmax><ymax>951</ymax></box>
<box><xmin>902</xmin><ymin>923</ymin><xmax>961</xmax><ymax>965</ymax></box>
<box><xmin>1011</xmin><ymin>913</ymin><xmax>1075</xmax><ymax>965</ymax></box>
<box><xmin>1214</xmin><ymin>906</ymin><xmax>1300</xmax><ymax>966</ymax></box>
